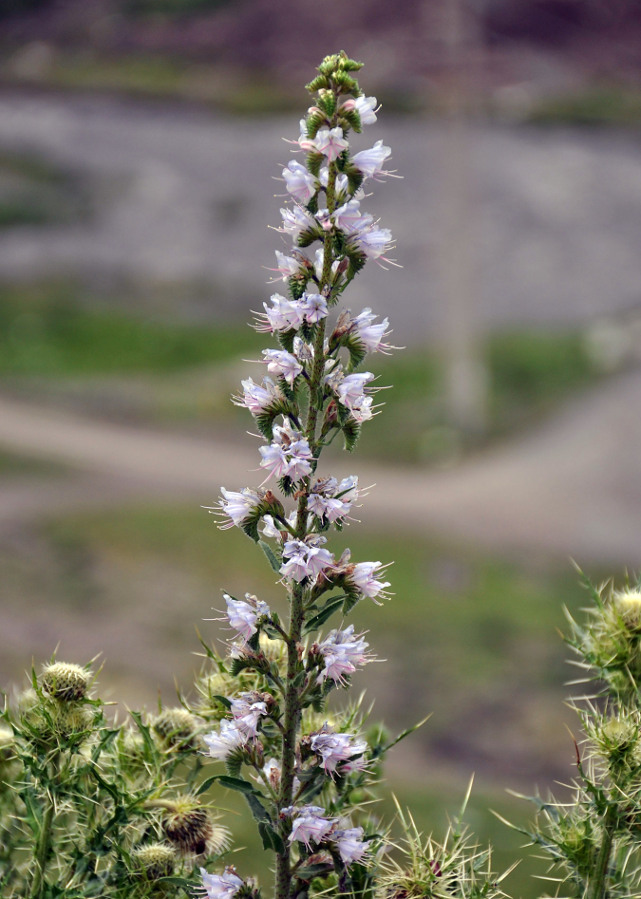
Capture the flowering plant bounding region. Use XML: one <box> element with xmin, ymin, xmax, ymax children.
<box><xmin>201</xmin><ymin>51</ymin><xmax>398</xmax><ymax>899</ymax></box>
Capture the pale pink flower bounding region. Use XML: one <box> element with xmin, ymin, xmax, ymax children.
<box><xmin>336</xmin><ymin>372</ymin><xmax>375</xmax><ymax>421</ymax></box>
<box><xmin>299</xmin><ymin>291</ymin><xmax>328</xmax><ymax>323</ymax></box>
<box><xmin>332</xmin><ymin>199</ymin><xmax>373</xmax><ymax>235</ymax></box>
<box><xmin>259</xmin><ymin>426</ymin><xmax>313</xmax><ymax>482</ymax></box>
<box><xmin>258</xmin><ymin>443</ymin><xmax>291</xmax><ymax>480</ymax></box>
<box><xmin>259</xmin><ymin>294</ymin><xmax>306</xmax><ymax>332</ymax></box>
<box><xmin>333</xmin><ymin>826</ymin><xmax>370</xmax><ymax>864</ymax></box>
<box><xmin>230</xmin><ymin>693</ymin><xmax>268</xmax><ymax>737</ymax></box>
<box><xmin>282</xmin><ymin>160</ymin><xmax>318</xmax><ymax>203</ymax></box>
<box><xmin>200</xmin><ymin>867</ymin><xmax>244</xmax><ymax>899</ymax></box>
<box><xmin>350</xmin><ymin>561</ymin><xmax>391</xmax><ymax>602</ymax></box>
<box><xmin>203</xmin><ymin>719</ymin><xmax>247</xmax><ymax>760</ymax></box>
<box><xmin>215</xmin><ymin>487</ymin><xmax>261</xmax><ymax>529</ymax></box>
<box><xmin>353</xmin><ymin>226</ymin><xmax>394</xmax><ymax>261</ymax></box>
<box><xmin>224</xmin><ymin>593</ymin><xmax>270</xmax><ymax>642</ymax></box>
<box><xmin>351</xmin><ymin>308</ymin><xmax>393</xmax><ymax>354</ymax></box>
<box><xmin>341</xmin><ymin>95</ymin><xmax>379</xmax><ymax>125</ymax></box>
<box><xmin>317</xmin><ymin>624</ymin><xmax>372</xmax><ymax>684</ymax></box>
<box><xmin>234</xmin><ymin>376</ymin><xmax>280</xmax><ymax>413</ymax></box>
<box><xmin>273</xmin><ymin>250</ymin><xmax>303</xmax><ymax>280</ymax></box>
<box><xmin>288</xmin><ymin>805</ymin><xmax>335</xmax><ymax>848</ymax></box>
<box><xmin>299</xmin><ymin>126</ymin><xmax>349</xmax><ymax>162</ymax></box>
<box><xmin>280</xmin><ymin>205</ymin><xmax>316</xmax><ymax>240</ymax></box>
<box><xmin>309</xmin><ymin>728</ymin><xmax>368</xmax><ymax>775</ymax></box>
<box><xmin>262</xmin><ymin>348</ymin><xmax>303</xmax><ymax>386</ymax></box>
<box><xmin>280</xmin><ymin>539</ymin><xmax>335</xmax><ymax>583</ymax></box>
<box><xmin>352</xmin><ymin>140</ymin><xmax>392</xmax><ymax>179</ymax></box>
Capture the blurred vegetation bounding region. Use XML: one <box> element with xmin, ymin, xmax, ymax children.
<box><xmin>0</xmin><ymin>281</ymin><xmax>602</xmax><ymax>464</ymax></box>
<box><xmin>0</xmin><ymin>150</ymin><xmax>90</xmax><ymax>228</ymax></box>
<box><xmin>524</xmin><ymin>86</ymin><xmax>641</xmax><ymax>127</ymax></box>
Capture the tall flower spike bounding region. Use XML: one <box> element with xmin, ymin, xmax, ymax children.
<box><xmin>202</xmin><ymin>52</ymin><xmax>397</xmax><ymax>899</ymax></box>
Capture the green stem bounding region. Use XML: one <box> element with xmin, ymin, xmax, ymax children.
<box><xmin>588</xmin><ymin>804</ymin><xmax>618</xmax><ymax>899</ymax></box>
<box><xmin>275</xmin><ymin>158</ymin><xmax>338</xmax><ymax>899</ymax></box>
<box><xmin>30</xmin><ymin>752</ymin><xmax>60</xmax><ymax>899</ymax></box>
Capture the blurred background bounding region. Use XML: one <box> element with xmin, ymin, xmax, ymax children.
<box><xmin>3</xmin><ymin>0</ymin><xmax>641</xmax><ymax>893</ymax></box>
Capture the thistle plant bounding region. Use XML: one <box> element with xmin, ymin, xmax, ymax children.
<box><xmin>0</xmin><ymin>659</ymin><xmax>231</xmax><ymax>898</ymax></box>
<box><xmin>508</xmin><ymin>577</ymin><xmax>641</xmax><ymax>899</ymax></box>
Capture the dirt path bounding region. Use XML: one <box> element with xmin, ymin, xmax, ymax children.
<box><xmin>2</xmin><ymin>367</ymin><xmax>641</xmax><ymax>567</ymax></box>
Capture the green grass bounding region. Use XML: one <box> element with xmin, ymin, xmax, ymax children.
<box><xmin>33</xmin><ymin>500</ymin><xmax>600</xmax><ymax>898</ymax></box>
<box><xmin>525</xmin><ymin>86</ymin><xmax>641</xmax><ymax>127</ymax></box>
<box><xmin>0</xmin><ymin>150</ymin><xmax>91</xmax><ymax>229</ymax></box>
<box><xmin>0</xmin><ymin>282</ymin><xmax>262</xmax><ymax>376</ymax></box>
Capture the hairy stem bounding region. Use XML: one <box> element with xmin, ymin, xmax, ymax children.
<box><xmin>275</xmin><ymin>157</ymin><xmax>338</xmax><ymax>899</ymax></box>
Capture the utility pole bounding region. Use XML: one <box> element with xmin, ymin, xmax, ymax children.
<box><xmin>438</xmin><ymin>0</ymin><xmax>488</xmax><ymax>436</ymax></box>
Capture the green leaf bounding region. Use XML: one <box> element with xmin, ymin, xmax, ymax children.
<box><xmin>259</xmin><ymin>540</ymin><xmax>282</xmax><ymax>574</ymax></box>
<box><xmin>217</xmin><ymin>775</ymin><xmax>261</xmax><ymax>795</ymax></box>
<box><xmin>304</xmin><ymin>597</ymin><xmax>347</xmax><ymax>633</ymax></box>
<box><xmin>195</xmin><ymin>774</ymin><xmax>224</xmax><ymax>797</ymax></box>
<box><xmin>258</xmin><ymin>821</ymin><xmax>285</xmax><ymax>853</ymax></box>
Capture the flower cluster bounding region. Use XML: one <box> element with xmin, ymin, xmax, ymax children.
<box><xmin>200</xmin><ymin>52</ymin><xmax>396</xmax><ymax>899</ymax></box>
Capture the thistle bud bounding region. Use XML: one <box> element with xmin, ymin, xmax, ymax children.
<box><xmin>153</xmin><ymin>707</ymin><xmax>199</xmax><ymax>748</ymax></box>
<box><xmin>132</xmin><ymin>843</ymin><xmax>175</xmax><ymax>880</ymax></box>
<box><xmin>41</xmin><ymin>662</ymin><xmax>91</xmax><ymax>702</ymax></box>
<box><xmin>162</xmin><ymin>797</ymin><xmax>230</xmax><ymax>855</ymax></box>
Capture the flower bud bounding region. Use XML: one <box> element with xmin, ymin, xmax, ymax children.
<box><xmin>132</xmin><ymin>843</ymin><xmax>175</xmax><ymax>880</ymax></box>
<box><xmin>153</xmin><ymin>707</ymin><xmax>199</xmax><ymax>748</ymax></box>
<box><xmin>162</xmin><ymin>798</ymin><xmax>230</xmax><ymax>855</ymax></box>
<box><xmin>41</xmin><ymin>662</ymin><xmax>91</xmax><ymax>702</ymax></box>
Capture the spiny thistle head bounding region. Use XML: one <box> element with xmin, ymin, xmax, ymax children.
<box><xmin>132</xmin><ymin>842</ymin><xmax>176</xmax><ymax>880</ymax></box>
<box><xmin>153</xmin><ymin>707</ymin><xmax>199</xmax><ymax>748</ymax></box>
<box><xmin>614</xmin><ymin>588</ymin><xmax>641</xmax><ymax>631</ymax></box>
<box><xmin>23</xmin><ymin>696</ymin><xmax>93</xmax><ymax>745</ymax></box>
<box><xmin>41</xmin><ymin>661</ymin><xmax>91</xmax><ymax>702</ymax></box>
<box><xmin>161</xmin><ymin>796</ymin><xmax>230</xmax><ymax>855</ymax></box>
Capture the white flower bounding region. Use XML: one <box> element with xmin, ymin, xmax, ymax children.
<box><xmin>317</xmin><ymin>624</ymin><xmax>372</xmax><ymax>684</ymax></box>
<box><xmin>288</xmin><ymin>805</ymin><xmax>335</xmax><ymax>848</ymax></box>
<box><xmin>280</xmin><ymin>205</ymin><xmax>316</xmax><ymax>240</ymax></box>
<box><xmin>203</xmin><ymin>719</ymin><xmax>247</xmax><ymax>761</ymax></box>
<box><xmin>309</xmin><ymin>728</ymin><xmax>368</xmax><ymax>775</ymax></box>
<box><xmin>215</xmin><ymin>487</ymin><xmax>261</xmax><ymax>529</ymax></box>
<box><xmin>341</xmin><ymin>95</ymin><xmax>379</xmax><ymax>126</ymax></box>
<box><xmin>234</xmin><ymin>376</ymin><xmax>280</xmax><ymax>413</ymax></box>
<box><xmin>280</xmin><ymin>539</ymin><xmax>335</xmax><ymax>583</ymax></box>
<box><xmin>282</xmin><ymin>160</ymin><xmax>317</xmax><ymax>203</ymax></box>
<box><xmin>259</xmin><ymin>293</ymin><xmax>306</xmax><ymax>332</ymax></box>
<box><xmin>333</xmin><ymin>826</ymin><xmax>370</xmax><ymax>864</ymax></box>
<box><xmin>332</xmin><ymin>199</ymin><xmax>373</xmax><ymax>235</ymax></box>
<box><xmin>350</xmin><ymin>561</ymin><xmax>391</xmax><ymax>602</ymax></box>
<box><xmin>200</xmin><ymin>867</ymin><xmax>244</xmax><ymax>899</ymax></box>
<box><xmin>273</xmin><ymin>250</ymin><xmax>304</xmax><ymax>280</ymax></box>
<box><xmin>262</xmin><ymin>348</ymin><xmax>303</xmax><ymax>386</ymax></box>
<box><xmin>299</xmin><ymin>291</ymin><xmax>328</xmax><ymax>323</ymax></box>
<box><xmin>355</xmin><ymin>95</ymin><xmax>379</xmax><ymax>125</ymax></box>
<box><xmin>336</xmin><ymin>372</ymin><xmax>375</xmax><ymax>421</ymax></box>
<box><xmin>225</xmin><ymin>593</ymin><xmax>270</xmax><ymax>642</ymax></box>
<box><xmin>352</xmin><ymin>140</ymin><xmax>392</xmax><ymax>179</ymax></box>
<box><xmin>352</xmin><ymin>226</ymin><xmax>394</xmax><ymax>261</ymax></box>
<box><xmin>230</xmin><ymin>693</ymin><xmax>268</xmax><ymax>737</ymax></box>
<box><xmin>259</xmin><ymin>425</ymin><xmax>313</xmax><ymax>482</ymax></box>
<box><xmin>351</xmin><ymin>308</ymin><xmax>393</xmax><ymax>354</ymax></box>
<box><xmin>299</xmin><ymin>126</ymin><xmax>349</xmax><ymax>162</ymax></box>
